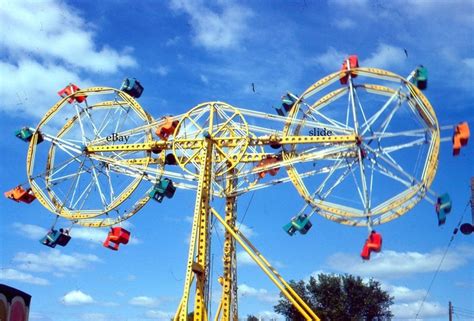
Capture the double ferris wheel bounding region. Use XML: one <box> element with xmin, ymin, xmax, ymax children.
<box><xmin>7</xmin><ymin>56</ymin><xmax>470</xmax><ymax>320</ymax></box>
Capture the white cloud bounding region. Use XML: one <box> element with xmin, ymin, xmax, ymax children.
<box><xmin>0</xmin><ymin>268</ymin><xmax>49</xmax><ymax>285</ymax></box>
<box><xmin>13</xmin><ymin>250</ymin><xmax>101</xmax><ymax>273</ymax></box>
<box><xmin>13</xmin><ymin>223</ymin><xmax>47</xmax><ymax>239</ymax></box>
<box><xmin>29</xmin><ymin>312</ymin><xmax>53</xmax><ymax>321</ymax></box>
<box><xmin>144</xmin><ymin>309</ymin><xmax>174</xmax><ymax>319</ymax></box>
<box><xmin>165</xmin><ymin>36</ymin><xmax>180</xmax><ymax>46</ymax></box>
<box><xmin>0</xmin><ymin>0</ymin><xmax>136</xmax><ymax>73</ymax></box>
<box><xmin>100</xmin><ymin>301</ymin><xmax>119</xmax><ymax>307</ymax></box>
<box><xmin>72</xmin><ymin>227</ymin><xmax>141</xmax><ymax>245</ymax></box>
<box><xmin>216</xmin><ymin>222</ymin><xmax>256</xmax><ymax>239</ymax></box>
<box><xmin>71</xmin><ymin>228</ymin><xmax>108</xmax><ymax>244</ymax></box>
<box><xmin>0</xmin><ymin>59</ymin><xmax>94</xmax><ymax>118</ymax></box>
<box><xmin>329</xmin><ymin>0</ymin><xmax>368</xmax><ymax>8</ymax></box>
<box><xmin>150</xmin><ymin>65</ymin><xmax>170</xmax><ymax>76</ymax></box>
<box><xmin>462</xmin><ymin>57</ymin><xmax>474</xmax><ymax>71</ymax></box>
<box><xmin>129</xmin><ymin>296</ymin><xmax>160</xmax><ymax>307</ymax></box>
<box><xmin>327</xmin><ymin>246</ymin><xmax>474</xmax><ymax>279</ymax></box>
<box><xmin>391</xmin><ymin>300</ymin><xmax>445</xmax><ymax>319</ymax></box>
<box><xmin>200</xmin><ymin>74</ymin><xmax>209</xmax><ymax>84</ymax></box>
<box><xmin>312</xmin><ymin>47</ymin><xmax>347</xmax><ymax>71</ymax></box>
<box><xmin>61</xmin><ymin>290</ymin><xmax>94</xmax><ymax>306</ymax></box>
<box><xmin>312</xmin><ymin>44</ymin><xmax>406</xmax><ymax>72</ymax></box>
<box><xmin>382</xmin><ymin>284</ymin><xmax>426</xmax><ymax>302</ymax></box>
<box><xmin>0</xmin><ymin>0</ymin><xmax>136</xmax><ymax>118</ymax></box>
<box><xmin>236</xmin><ymin>223</ymin><xmax>256</xmax><ymax>238</ymax></box>
<box><xmin>170</xmin><ymin>0</ymin><xmax>253</xmax><ymax>50</ymax></box>
<box><xmin>332</xmin><ymin>18</ymin><xmax>356</xmax><ymax>30</ymax></box>
<box><xmin>81</xmin><ymin>313</ymin><xmax>108</xmax><ymax>321</ymax></box>
<box><xmin>361</xmin><ymin>44</ymin><xmax>407</xmax><ymax>69</ymax></box>
<box><xmin>238</xmin><ymin>284</ymin><xmax>279</xmax><ymax>304</ymax></box>
<box><xmin>306</xmin><ymin>270</ymin><xmax>328</xmax><ymax>281</ymax></box>
<box><xmin>237</xmin><ymin>250</ymin><xmax>256</xmax><ymax>266</ymax></box>
<box><xmin>256</xmin><ymin>310</ymin><xmax>283</xmax><ymax>320</ymax></box>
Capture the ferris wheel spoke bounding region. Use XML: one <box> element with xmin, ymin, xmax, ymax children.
<box><xmin>352</xmin><ymin>89</ymin><xmax>373</xmax><ymax>211</ymax></box>
<box><xmin>311</xmin><ymin>159</ymin><xmax>345</xmax><ymax>197</ymax></box>
<box><xmin>289</xmin><ymin>145</ymin><xmax>356</xmax><ymax>167</ymax></box>
<box><xmin>376</xmin><ymin>100</ymin><xmax>402</xmax><ymax>143</ymax></box>
<box><xmin>75</xmin><ymin>105</ymin><xmax>87</xmax><ymax>144</ymax></box>
<box><xmin>76</xmin><ymin>178</ymin><xmax>96</xmax><ymax>210</ymax></box>
<box><xmin>368</xmin><ymin>156</ymin><xmax>375</xmax><ymax>209</ymax></box>
<box><xmin>95</xmin><ymin>106</ymin><xmax>114</xmax><ymax>137</ymax></box>
<box><xmin>365</xmin><ymin>128</ymin><xmax>429</xmax><ymax>140</ymax></box>
<box><xmin>353</xmin><ymin>87</ymin><xmax>371</xmax><ymax>134</ymax></box>
<box><xmin>320</xmin><ymin>160</ymin><xmax>357</xmax><ymax>199</ymax></box>
<box><xmin>348</xmin><ymin>79</ymin><xmax>360</xmax><ymax>135</ymax></box>
<box><xmin>361</xmin><ymin>89</ymin><xmax>400</xmax><ymax>136</ymax></box>
<box><xmin>348</xmin><ymin>159</ymin><xmax>366</xmax><ymax>208</ymax></box>
<box><xmin>48</xmin><ymin>155</ymin><xmax>82</xmax><ymax>179</ymax></box>
<box><xmin>102</xmin><ymin>164</ymin><xmax>115</xmax><ymax>202</ymax></box>
<box><xmin>345</xmin><ymin>93</ymin><xmax>351</xmax><ymax>128</ymax></box>
<box><xmin>90</xmin><ymin>162</ymin><xmax>108</xmax><ymax>209</ymax></box>
<box><xmin>51</xmin><ymin>141</ymin><xmax>83</xmax><ymax>161</ymax></box>
<box><xmin>370</xmin><ymin>159</ymin><xmax>412</xmax><ymax>188</ymax></box>
<box><xmin>365</xmin><ymin>143</ymin><xmax>415</xmax><ymax>184</ymax></box>
<box><xmin>357</xmin><ymin>151</ymin><xmax>370</xmax><ymax>211</ymax></box>
<box><xmin>41</xmin><ymin>131</ymin><xmax>83</xmax><ymax>151</ymax></box>
<box><xmin>378</xmin><ymin>137</ymin><xmax>427</xmax><ymax>154</ymax></box>
<box><xmin>307</xmin><ymin>108</ymin><xmax>349</xmax><ymax>132</ymax></box>
<box><xmin>406</xmin><ymin>100</ymin><xmax>428</xmax><ymax>131</ymax></box>
<box><xmin>113</xmin><ymin>106</ymin><xmax>131</xmax><ymax>134</ymax></box>
<box><xmin>83</xmin><ymin>108</ymin><xmax>103</xmax><ymax>140</ymax></box>
<box><xmin>67</xmin><ymin>160</ymin><xmax>87</xmax><ymax>208</ymax></box>
<box><xmin>48</xmin><ymin>169</ymin><xmax>89</xmax><ymax>184</ymax></box>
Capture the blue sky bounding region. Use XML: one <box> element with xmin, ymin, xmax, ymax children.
<box><xmin>0</xmin><ymin>0</ymin><xmax>473</xmax><ymax>320</ymax></box>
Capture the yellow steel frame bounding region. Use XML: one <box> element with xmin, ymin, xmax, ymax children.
<box><xmin>214</xmin><ymin>169</ymin><xmax>238</xmax><ymax>321</ymax></box>
<box><xmin>175</xmin><ymin>138</ymin><xmax>214</xmax><ymax>321</ymax></box>
<box><xmin>24</xmin><ymin>66</ymin><xmax>442</xmax><ymax>321</ymax></box>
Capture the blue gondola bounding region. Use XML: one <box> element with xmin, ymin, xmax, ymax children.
<box><xmin>283</xmin><ymin>214</ymin><xmax>312</xmax><ymax>236</ymax></box>
<box><xmin>120</xmin><ymin>78</ymin><xmax>144</xmax><ymax>98</ymax></box>
<box><xmin>15</xmin><ymin>128</ymin><xmax>43</xmax><ymax>144</ymax></box>
<box><xmin>149</xmin><ymin>178</ymin><xmax>176</xmax><ymax>203</ymax></box>
<box><xmin>39</xmin><ymin>229</ymin><xmax>71</xmax><ymax>248</ymax></box>
<box><xmin>436</xmin><ymin>193</ymin><xmax>452</xmax><ymax>226</ymax></box>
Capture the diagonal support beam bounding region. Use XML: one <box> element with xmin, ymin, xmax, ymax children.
<box><xmin>211</xmin><ymin>208</ymin><xmax>320</xmax><ymax>321</ymax></box>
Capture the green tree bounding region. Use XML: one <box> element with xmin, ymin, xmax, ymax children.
<box><xmin>247</xmin><ymin>315</ymin><xmax>259</xmax><ymax>321</ymax></box>
<box><xmin>274</xmin><ymin>274</ymin><xmax>393</xmax><ymax>321</ymax></box>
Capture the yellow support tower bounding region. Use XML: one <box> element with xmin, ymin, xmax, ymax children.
<box><xmin>215</xmin><ymin>170</ymin><xmax>239</xmax><ymax>321</ymax></box>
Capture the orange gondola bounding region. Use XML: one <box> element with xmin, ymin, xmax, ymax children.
<box><xmin>361</xmin><ymin>230</ymin><xmax>382</xmax><ymax>260</ymax></box>
<box><xmin>4</xmin><ymin>186</ymin><xmax>36</xmax><ymax>204</ymax></box>
<box><xmin>255</xmin><ymin>156</ymin><xmax>280</xmax><ymax>179</ymax></box>
<box><xmin>58</xmin><ymin>83</ymin><xmax>87</xmax><ymax>103</ymax></box>
<box><xmin>103</xmin><ymin>227</ymin><xmax>130</xmax><ymax>251</ymax></box>
<box><xmin>155</xmin><ymin>117</ymin><xmax>179</xmax><ymax>141</ymax></box>
<box><xmin>453</xmin><ymin>122</ymin><xmax>470</xmax><ymax>156</ymax></box>
<box><xmin>340</xmin><ymin>55</ymin><xmax>359</xmax><ymax>85</ymax></box>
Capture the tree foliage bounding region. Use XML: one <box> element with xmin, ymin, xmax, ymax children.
<box><xmin>274</xmin><ymin>274</ymin><xmax>393</xmax><ymax>321</ymax></box>
<box><xmin>247</xmin><ymin>315</ymin><xmax>259</xmax><ymax>321</ymax></box>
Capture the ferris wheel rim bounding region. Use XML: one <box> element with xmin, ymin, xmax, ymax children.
<box><xmin>282</xmin><ymin>67</ymin><xmax>439</xmax><ymax>226</ymax></box>
<box><xmin>27</xmin><ymin>87</ymin><xmax>155</xmax><ymax>221</ymax></box>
